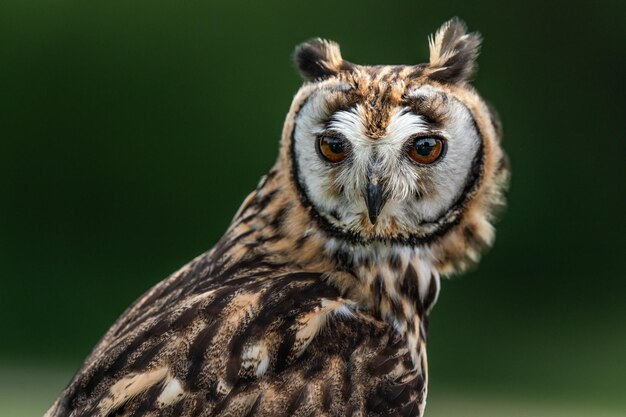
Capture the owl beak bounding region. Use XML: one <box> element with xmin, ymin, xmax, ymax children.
<box><xmin>365</xmin><ymin>181</ymin><xmax>386</xmax><ymax>225</ymax></box>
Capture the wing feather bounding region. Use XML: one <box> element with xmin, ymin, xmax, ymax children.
<box><xmin>47</xmin><ymin>255</ymin><xmax>419</xmax><ymax>417</ymax></box>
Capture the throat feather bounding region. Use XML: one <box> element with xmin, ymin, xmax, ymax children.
<box><xmin>324</xmin><ymin>240</ymin><xmax>440</xmax><ymax>340</ymax></box>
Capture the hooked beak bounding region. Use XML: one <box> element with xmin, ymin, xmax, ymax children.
<box><xmin>365</xmin><ymin>181</ymin><xmax>387</xmax><ymax>225</ymax></box>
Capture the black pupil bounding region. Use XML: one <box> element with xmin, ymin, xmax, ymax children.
<box><xmin>415</xmin><ymin>138</ymin><xmax>436</xmax><ymax>156</ymax></box>
<box><xmin>326</xmin><ymin>137</ymin><xmax>344</xmax><ymax>154</ymax></box>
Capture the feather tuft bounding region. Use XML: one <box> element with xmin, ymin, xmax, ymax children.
<box><xmin>294</xmin><ymin>38</ymin><xmax>352</xmax><ymax>81</ymax></box>
<box><xmin>426</xmin><ymin>17</ymin><xmax>482</xmax><ymax>84</ymax></box>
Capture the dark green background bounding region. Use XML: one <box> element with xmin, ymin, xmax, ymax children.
<box><xmin>1</xmin><ymin>0</ymin><xmax>625</xmax><ymax>414</ymax></box>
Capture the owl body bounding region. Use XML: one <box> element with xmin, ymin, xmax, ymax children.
<box><xmin>46</xmin><ymin>18</ymin><xmax>508</xmax><ymax>417</ymax></box>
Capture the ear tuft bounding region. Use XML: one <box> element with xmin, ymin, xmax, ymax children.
<box><xmin>294</xmin><ymin>38</ymin><xmax>350</xmax><ymax>81</ymax></box>
<box><xmin>427</xmin><ymin>18</ymin><xmax>482</xmax><ymax>84</ymax></box>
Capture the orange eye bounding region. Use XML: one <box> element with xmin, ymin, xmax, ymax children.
<box><xmin>318</xmin><ymin>136</ymin><xmax>348</xmax><ymax>163</ymax></box>
<box><xmin>408</xmin><ymin>137</ymin><xmax>445</xmax><ymax>164</ymax></box>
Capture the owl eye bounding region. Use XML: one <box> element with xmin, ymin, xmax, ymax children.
<box><xmin>408</xmin><ymin>137</ymin><xmax>445</xmax><ymax>164</ymax></box>
<box><xmin>318</xmin><ymin>135</ymin><xmax>348</xmax><ymax>163</ymax></box>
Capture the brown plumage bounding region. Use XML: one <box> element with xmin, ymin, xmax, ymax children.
<box><xmin>46</xmin><ymin>18</ymin><xmax>508</xmax><ymax>417</ymax></box>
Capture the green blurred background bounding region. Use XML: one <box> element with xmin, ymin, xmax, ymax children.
<box><xmin>1</xmin><ymin>1</ymin><xmax>625</xmax><ymax>415</ymax></box>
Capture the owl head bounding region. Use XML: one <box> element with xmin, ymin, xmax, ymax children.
<box><xmin>279</xmin><ymin>18</ymin><xmax>509</xmax><ymax>274</ymax></box>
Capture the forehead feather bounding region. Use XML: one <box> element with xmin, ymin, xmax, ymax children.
<box><xmin>324</xmin><ymin>66</ymin><xmax>416</xmax><ymax>139</ymax></box>
<box><xmin>319</xmin><ymin>69</ymin><xmax>454</xmax><ymax>140</ymax></box>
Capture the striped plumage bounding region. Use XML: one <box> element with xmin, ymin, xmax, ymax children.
<box><xmin>46</xmin><ymin>18</ymin><xmax>508</xmax><ymax>417</ymax></box>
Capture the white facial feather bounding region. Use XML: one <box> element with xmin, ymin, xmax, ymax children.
<box><xmin>294</xmin><ymin>84</ymin><xmax>480</xmax><ymax>237</ymax></box>
<box><xmin>407</xmin><ymin>86</ymin><xmax>480</xmax><ymax>221</ymax></box>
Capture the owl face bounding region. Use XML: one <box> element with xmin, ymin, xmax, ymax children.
<box><xmin>284</xmin><ymin>19</ymin><xmax>507</xmax><ymax>249</ymax></box>
<box><xmin>292</xmin><ymin>78</ymin><xmax>482</xmax><ymax>242</ymax></box>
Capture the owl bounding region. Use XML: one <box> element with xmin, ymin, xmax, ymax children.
<box><xmin>46</xmin><ymin>18</ymin><xmax>508</xmax><ymax>417</ymax></box>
